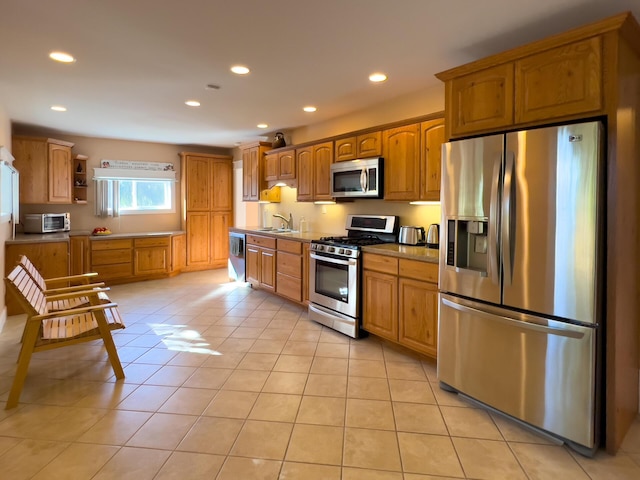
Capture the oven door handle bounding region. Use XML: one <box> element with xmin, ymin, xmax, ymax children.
<box><xmin>310</xmin><ymin>252</ymin><xmax>357</xmax><ymax>267</ymax></box>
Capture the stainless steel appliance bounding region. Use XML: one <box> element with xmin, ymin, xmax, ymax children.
<box><xmin>228</xmin><ymin>231</ymin><xmax>246</xmax><ymax>282</ymax></box>
<box><xmin>309</xmin><ymin>214</ymin><xmax>398</xmax><ymax>338</ymax></box>
<box><xmin>438</xmin><ymin>120</ymin><xmax>604</xmax><ymax>456</ymax></box>
<box><xmin>330</xmin><ymin>157</ymin><xmax>383</xmax><ymax>198</ymax></box>
<box><xmin>398</xmin><ymin>226</ymin><xmax>426</xmax><ymax>245</ymax></box>
<box><xmin>23</xmin><ymin>212</ymin><xmax>70</xmax><ymax>233</ymax></box>
<box><xmin>426</xmin><ymin>224</ymin><xmax>439</xmax><ymax>248</ymax></box>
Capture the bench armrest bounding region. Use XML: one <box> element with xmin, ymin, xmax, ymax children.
<box><xmin>44</xmin><ymin>272</ymin><xmax>99</xmax><ymax>286</ymax></box>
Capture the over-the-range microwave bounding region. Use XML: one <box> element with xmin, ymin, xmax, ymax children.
<box><xmin>23</xmin><ymin>213</ymin><xmax>70</xmax><ymax>233</ymax></box>
<box><xmin>330</xmin><ymin>157</ymin><xmax>383</xmax><ymax>198</ymax></box>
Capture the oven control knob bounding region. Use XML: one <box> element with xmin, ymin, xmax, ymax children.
<box><xmin>328</xmin><ymin>247</ymin><xmax>335</xmax><ymax>253</ymax></box>
<box><xmin>337</xmin><ymin>248</ymin><xmax>344</xmax><ymax>255</ymax></box>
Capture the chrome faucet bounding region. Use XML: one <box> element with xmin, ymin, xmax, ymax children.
<box><xmin>273</xmin><ymin>213</ymin><xmax>293</xmax><ymax>230</ymax></box>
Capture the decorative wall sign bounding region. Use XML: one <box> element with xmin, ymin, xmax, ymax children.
<box><xmin>100</xmin><ymin>160</ymin><xmax>175</xmax><ymax>171</ymax></box>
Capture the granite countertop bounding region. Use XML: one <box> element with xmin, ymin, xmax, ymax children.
<box><xmin>230</xmin><ymin>226</ymin><xmax>337</xmax><ymax>243</ymax></box>
<box><xmin>362</xmin><ymin>243</ymin><xmax>440</xmax><ymax>264</ymax></box>
<box><xmin>7</xmin><ymin>230</ymin><xmax>185</xmax><ymax>244</ymax></box>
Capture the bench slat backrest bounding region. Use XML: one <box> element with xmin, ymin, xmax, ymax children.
<box><xmin>6</xmin><ymin>265</ymin><xmax>47</xmax><ymax>316</ymax></box>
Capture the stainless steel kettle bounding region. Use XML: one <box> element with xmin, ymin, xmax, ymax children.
<box><xmin>399</xmin><ymin>226</ymin><xmax>426</xmax><ymax>246</ymax></box>
<box><xmin>426</xmin><ymin>224</ymin><xmax>440</xmax><ymax>248</ymax></box>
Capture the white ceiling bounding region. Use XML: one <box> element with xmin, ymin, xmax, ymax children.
<box><xmin>2</xmin><ymin>0</ymin><xmax>639</xmax><ymax>148</ymax></box>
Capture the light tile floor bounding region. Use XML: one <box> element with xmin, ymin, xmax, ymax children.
<box><xmin>0</xmin><ymin>269</ymin><xmax>639</xmax><ymax>479</ymax></box>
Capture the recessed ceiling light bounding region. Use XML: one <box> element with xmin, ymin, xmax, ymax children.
<box><xmin>231</xmin><ymin>65</ymin><xmax>250</xmax><ymax>75</ymax></box>
<box><xmin>49</xmin><ymin>51</ymin><xmax>75</xmax><ymax>63</ymax></box>
<box><xmin>369</xmin><ymin>72</ymin><xmax>387</xmax><ymax>83</ymax></box>
<box><xmin>257</xmin><ymin>123</ymin><xmax>268</xmax><ymax>129</ymax></box>
<box><xmin>50</xmin><ymin>105</ymin><xmax>67</xmax><ymax>112</ymax></box>
<box><xmin>303</xmin><ymin>106</ymin><xmax>317</xmax><ymax>113</ymax></box>
<box><xmin>185</xmin><ymin>100</ymin><xmax>201</xmax><ymax>107</ymax></box>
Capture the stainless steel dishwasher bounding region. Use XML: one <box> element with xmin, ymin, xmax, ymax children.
<box><xmin>228</xmin><ymin>231</ymin><xmax>246</xmax><ymax>282</ymax></box>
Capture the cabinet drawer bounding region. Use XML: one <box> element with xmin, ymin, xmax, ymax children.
<box><xmin>277</xmin><ymin>239</ymin><xmax>302</xmax><ymax>254</ymax></box>
<box><xmin>400</xmin><ymin>259</ymin><xmax>439</xmax><ymax>283</ymax></box>
<box><xmin>276</xmin><ymin>273</ymin><xmax>302</xmax><ymax>302</ymax></box>
<box><xmin>277</xmin><ymin>252</ymin><xmax>302</xmax><ymax>278</ymax></box>
<box><xmin>134</xmin><ymin>236</ymin><xmax>170</xmax><ymax>248</ymax></box>
<box><xmin>363</xmin><ymin>253</ymin><xmax>398</xmax><ymax>275</ymax></box>
<box><xmin>247</xmin><ymin>234</ymin><xmax>277</xmax><ymax>249</ymax></box>
<box><xmin>93</xmin><ymin>263</ymin><xmax>132</xmax><ymax>280</ymax></box>
<box><xmin>91</xmin><ymin>239</ymin><xmax>132</xmax><ymax>251</ymax></box>
<box><xmin>92</xmin><ymin>249</ymin><xmax>132</xmax><ymax>266</ymax></box>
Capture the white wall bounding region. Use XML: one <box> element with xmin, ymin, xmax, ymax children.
<box><xmin>0</xmin><ymin>105</ymin><xmax>13</xmax><ymax>329</ymax></box>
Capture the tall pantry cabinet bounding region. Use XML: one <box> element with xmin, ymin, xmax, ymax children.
<box><xmin>180</xmin><ymin>152</ymin><xmax>233</xmax><ymax>271</ymax></box>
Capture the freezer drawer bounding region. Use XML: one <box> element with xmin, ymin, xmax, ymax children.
<box><xmin>438</xmin><ymin>293</ymin><xmax>597</xmax><ymax>449</ymax></box>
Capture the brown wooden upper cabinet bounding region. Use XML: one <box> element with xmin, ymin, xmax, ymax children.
<box><xmin>438</xmin><ymin>36</ymin><xmax>603</xmax><ymax>139</ymax></box>
<box><xmin>383</xmin><ymin>119</ymin><xmax>444</xmax><ymax>201</ymax></box>
<box><xmin>242</xmin><ymin>141</ymin><xmax>272</xmax><ymax>201</ymax></box>
<box><xmin>334</xmin><ymin>131</ymin><xmax>382</xmax><ymax>162</ymax></box>
<box><xmin>264</xmin><ymin>149</ymin><xmax>296</xmax><ymax>182</ymax></box>
<box><xmin>297</xmin><ymin>141</ymin><xmax>333</xmax><ymax>202</ymax></box>
<box><xmin>12</xmin><ymin>136</ymin><xmax>74</xmax><ymax>204</ymax></box>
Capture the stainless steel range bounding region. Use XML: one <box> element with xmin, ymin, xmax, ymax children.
<box><xmin>308</xmin><ymin>214</ymin><xmax>399</xmax><ymax>338</ymax></box>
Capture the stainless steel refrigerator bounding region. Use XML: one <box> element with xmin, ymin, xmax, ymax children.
<box><xmin>438</xmin><ymin>120</ymin><xmax>604</xmax><ymax>455</ymax></box>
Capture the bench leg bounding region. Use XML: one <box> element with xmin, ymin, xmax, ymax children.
<box><xmin>94</xmin><ymin>310</ymin><xmax>125</xmax><ymax>380</ymax></box>
<box><xmin>6</xmin><ymin>321</ymin><xmax>40</xmax><ymax>409</ymax></box>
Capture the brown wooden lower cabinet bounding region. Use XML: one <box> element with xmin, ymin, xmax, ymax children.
<box><xmin>276</xmin><ymin>239</ymin><xmax>303</xmax><ymax>303</ymax></box>
<box><xmin>246</xmin><ymin>234</ymin><xmax>276</xmax><ymax>292</ymax></box>
<box><xmin>362</xmin><ymin>253</ymin><xmax>439</xmax><ymax>358</ymax></box>
<box><xmin>70</xmin><ymin>235</ymin><xmax>90</xmax><ymax>275</ymax></box>
<box><xmin>4</xmin><ymin>241</ymin><xmax>69</xmax><ymax>315</ymax></box>
<box><xmin>133</xmin><ymin>237</ymin><xmax>170</xmax><ymax>276</ymax></box>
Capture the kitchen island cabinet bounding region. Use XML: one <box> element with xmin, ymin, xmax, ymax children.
<box><xmin>12</xmin><ymin>136</ymin><xmax>75</xmax><ymax>204</ymax></box>
<box><xmin>362</xmin><ymin>250</ymin><xmax>439</xmax><ymax>358</ymax></box>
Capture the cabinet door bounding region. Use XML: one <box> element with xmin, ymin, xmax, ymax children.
<box><xmin>420</xmin><ymin>119</ymin><xmax>445</xmax><ymax>201</ymax></box>
<box><xmin>12</xmin><ymin>138</ymin><xmax>48</xmax><ymax>204</ymax></box>
<box><xmin>48</xmin><ymin>143</ymin><xmax>72</xmax><ymax>203</ymax></box>
<box><xmin>186</xmin><ymin>211</ymin><xmax>210</xmax><ymax>266</ymax></box>
<box><xmin>171</xmin><ymin>234</ymin><xmax>186</xmax><ymax>272</ymax></box>
<box><xmin>70</xmin><ymin>236</ymin><xmax>90</xmax><ymax>275</ymax></box>
<box><xmin>357</xmin><ymin>131</ymin><xmax>382</xmax><ymax>157</ymax></box>
<box><xmin>260</xmin><ymin>248</ymin><xmax>276</xmax><ymax>291</ymax></box>
<box><xmin>515</xmin><ymin>37</ymin><xmax>602</xmax><ymax>124</ymax></box>
<box><xmin>448</xmin><ymin>63</ymin><xmax>514</xmax><ymax>137</ymax></box>
<box><xmin>134</xmin><ymin>246</ymin><xmax>169</xmax><ymax>275</ymax></box>
<box><xmin>211</xmin><ymin>212</ymin><xmax>231</xmax><ymax>266</ymax></box>
<box><xmin>249</xmin><ymin>147</ymin><xmax>260</xmax><ymax>200</ymax></box>
<box><xmin>278</xmin><ymin>150</ymin><xmax>296</xmax><ymax>180</ymax></box>
<box><xmin>313</xmin><ymin>141</ymin><xmax>333</xmax><ymax>201</ymax></box>
<box><xmin>399</xmin><ymin>278</ymin><xmax>438</xmax><ymax>357</ymax></box>
<box><xmin>5</xmin><ymin>242</ymin><xmax>69</xmax><ymax>315</ymax></box>
<box><xmin>246</xmin><ymin>245</ymin><xmax>261</xmax><ymax>284</ymax></box>
<box><xmin>302</xmin><ymin>242</ymin><xmax>310</xmax><ymax>304</ymax></box>
<box><xmin>335</xmin><ymin>137</ymin><xmax>357</xmax><ymax>162</ymax></box>
<box><xmin>211</xmin><ymin>159</ymin><xmax>233</xmax><ymax>212</ymax></box>
<box><xmin>296</xmin><ymin>147</ymin><xmax>314</xmax><ymax>201</ymax></box>
<box><xmin>362</xmin><ymin>269</ymin><xmax>398</xmax><ymax>341</ymax></box>
<box><xmin>185</xmin><ymin>155</ymin><xmax>211</xmax><ymax>211</ymax></box>
<box><xmin>242</xmin><ymin>147</ymin><xmax>252</xmax><ymax>201</ymax></box>
<box><xmin>264</xmin><ymin>153</ymin><xmax>278</xmax><ymax>181</ymax></box>
<box><xmin>383</xmin><ymin>124</ymin><xmax>421</xmax><ymax>200</ymax></box>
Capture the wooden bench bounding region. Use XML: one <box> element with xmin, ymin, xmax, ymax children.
<box><xmin>4</xmin><ymin>264</ymin><xmax>126</xmax><ymax>409</ymax></box>
<box><xmin>17</xmin><ymin>255</ymin><xmax>111</xmax><ymax>312</ymax></box>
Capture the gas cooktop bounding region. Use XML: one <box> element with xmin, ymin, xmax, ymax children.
<box><xmin>316</xmin><ymin>234</ymin><xmax>388</xmax><ymax>248</ymax></box>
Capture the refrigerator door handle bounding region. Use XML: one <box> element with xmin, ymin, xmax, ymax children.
<box><xmin>502</xmin><ymin>152</ymin><xmax>515</xmax><ymax>286</ymax></box>
<box><xmin>488</xmin><ymin>156</ymin><xmax>501</xmax><ymax>285</ymax></box>
<box><xmin>441</xmin><ymin>297</ymin><xmax>584</xmax><ymax>339</ymax></box>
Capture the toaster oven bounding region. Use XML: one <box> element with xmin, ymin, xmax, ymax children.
<box><xmin>23</xmin><ymin>213</ymin><xmax>70</xmax><ymax>233</ymax></box>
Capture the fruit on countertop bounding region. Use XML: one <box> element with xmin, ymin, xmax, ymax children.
<box><xmin>92</xmin><ymin>227</ymin><xmax>112</xmax><ymax>235</ymax></box>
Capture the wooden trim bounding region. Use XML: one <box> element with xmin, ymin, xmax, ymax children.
<box><xmin>11</xmin><ymin>135</ymin><xmax>75</xmax><ymax>148</ymax></box>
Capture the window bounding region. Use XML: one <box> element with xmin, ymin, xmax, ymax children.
<box><xmin>118</xmin><ymin>180</ymin><xmax>174</xmax><ymax>214</ymax></box>
<box><xmin>94</xmin><ymin>161</ymin><xmax>176</xmax><ymax>217</ymax></box>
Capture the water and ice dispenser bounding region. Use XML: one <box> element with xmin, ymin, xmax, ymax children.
<box><xmin>445</xmin><ymin>219</ymin><xmax>489</xmax><ymax>275</ymax></box>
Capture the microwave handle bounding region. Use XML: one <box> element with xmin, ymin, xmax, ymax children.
<box><xmin>360</xmin><ymin>169</ymin><xmax>367</xmax><ymax>192</ymax></box>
